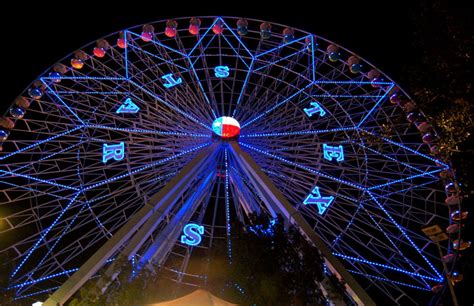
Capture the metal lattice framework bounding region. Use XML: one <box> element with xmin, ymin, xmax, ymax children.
<box><xmin>0</xmin><ymin>16</ymin><xmax>453</xmax><ymax>305</ymax></box>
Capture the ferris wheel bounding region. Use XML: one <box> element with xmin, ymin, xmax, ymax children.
<box><xmin>0</xmin><ymin>16</ymin><xmax>460</xmax><ymax>305</ymax></box>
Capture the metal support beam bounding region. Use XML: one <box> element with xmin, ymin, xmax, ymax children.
<box><xmin>229</xmin><ymin>141</ymin><xmax>375</xmax><ymax>306</ymax></box>
<box><xmin>138</xmin><ymin>171</ymin><xmax>215</xmax><ymax>268</ymax></box>
<box><xmin>44</xmin><ymin>144</ymin><xmax>217</xmax><ymax>306</ymax></box>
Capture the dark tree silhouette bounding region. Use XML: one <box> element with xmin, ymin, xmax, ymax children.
<box><xmin>401</xmin><ymin>2</ymin><xmax>473</xmax><ymax>305</ymax></box>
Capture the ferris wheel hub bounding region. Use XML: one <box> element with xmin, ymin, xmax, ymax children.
<box><xmin>212</xmin><ymin>116</ymin><xmax>241</xmax><ymax>139</ymax></box>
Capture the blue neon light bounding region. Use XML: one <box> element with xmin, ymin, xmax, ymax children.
<box><xmin>217</xmin><ymin>18</ymin><xmax>254</xmax><ymax>59</ymax></box>
<box><xmin>366</xmin><ymin>192</ymin><xmax>443</xmax><ymax>280</ymax></box>
<box><xmin>188</xmin><ymin>17</ymin><xmax>253</xmax><ymax>62</ymax></box>
<box><xmin>41</xmin><ymin>80</ymin><xmax>85</xmax><ymax>124</ymax></box>
<box><xmin>367</xmin><ymin>168</ymin><xmax>444</xmax><ymax>191</ymax></box>
<box><xmin>248</xmin><ymin>218</ymin><xmax>277</xmax><ymax>237</ymax></box>
<box><xmin>240</xmin><ymin>127</ymin><xmax>356</xmax><ymax>138</ymax></box>
<box><xmin>255</xmin><ymin>35</ymin><xmax>310</xmax><ymax>58</ymax></box>
<box><xmin>358</xmin><ymin>128</ymin><xmax>448</xmax><ymax>167</ymax></box>
<box><xmin>323</xmin><ymin>144</ymin><xmax>345</xmax><ymax>162</ymax></box>
<box><xmin>239</xmin><ymin>142</ymin><xmax>365</xmax><ymax>190</ymax></box>
<box><xmin>254</xmin><ymin>48</ymin><xmax>308</xmax><ymax>73</ymax></box>
<box><xmin>188</xmin><ymin>18</ymin><xmax>220</xmax><ymax>56</ymax></box>
<box><xmin>124</xmin><ymin>29</ymin><xmax>129</xmax><ymax>79</ymax></box>
<box><xmin>303</xmin><ymin>186</ymin><xmax>334</xmax><ymax>215</ymax></box>
<box><xmin>232</xmin><ymin>59</ymin><xmax>255</xmax><ymax>117</ymax></box>
<box><xmin>161</xmin><ymin>73</ymin><xmax>182</xmax><ymax>88</ymax></box>
<box><xmin>0</xmin><ymin>169</ymin><xmax>80</xmax><ymax>191</ymax></box>
<box><xmin>303</xmin><ymin>102</ymin><xmax>326</xmax><ymax>117</ymax></box>
<box><xmin>358</xmin><ymin>143</ymin><xmax>424</xmax><ymax>174</ymax></box>
<box><xmin>13</xmin><ymin>286</ymin><xmax>60</xmax><ymax>301</ymax></box>
<box><xmin>84</xmin><ymin>143</ymin><xmax>210</xmax><ymax>191</ymax></box>
<box><xmin>86</xmin><ymin>124</ymin><xmax>210</xmax><ymax>138</ymax></box>
<box><xmin>11</xmin><ymin>192</ymin><xmax>81</xmax><ymax>277</ymax></box>
<box><xmin>127</xmin><ymin>30</ymin><xmax>187</xmax><ymax>57</ymax></box>
<box><xmin>358</xmin><ymin>84</ymin><xmax>394</xmax><ymax>127</ymax></box>
<box><xmin>310</xmin><ymin>35</ymin><xmax>316</xmax><ymax>82</ymax></box>
<box><xmin>128</xmin><ymin>79</ymin><xmax>213</xmax><ymax>131</ymax></box>
<box><xmin>127</xmin><ymin>43</ymin><xmax>189</xmax><ymax>71</ymax></box>
<box><xmin>10</xmin><ymin>268</ymin><xmax>79</xmax><ymax>289</ymax></box>
<box><xmin>31</xmin><ymin>200</ymin><xmax>89</xmax><ymax>279</ymax></box>
<box><xmin>47</xmin><ymin>91</ymin><xmax>126</xmax><ymax>95</ymax></box>
<box><xmin>214</xmin><ymin>65</ymin><xmax>230</xmax><ymax>78</ymax></box>
<box><xmin>234</xmin><ymin>283</ymin><xmax>246</xmax><ymax>295</ymax></box>
<box><xmin>180</xmin><ymin>223</ymin><xmax>204</xmax><ymax>246</ymax></box>
<box><xmin>314</xmin><ymin>80</ymin><xmax>394</xmax><ymax>86</ymax></box>
<box><xmin>333</xmin><ymin>252</ymin><xmax>442</xmax><ymax>282</ymax></box>
<box><xmin>0</xmin><ymin>141</ymin><xmax>83</xmax><ymax>187</ymax></box>
<box><xmin>102</xmin><ymin>142</ymin><xmax>125</xmax><ymax>163</ymax></box>
<box><xmin>241</xmin><ymin>82</ymin><xmax>314</xmax><ymax>128</ymax></box>
<box><xmin>224</xmin><ymin>148</ymin><xmax>232</xmax><ymax>262</ymax></box>
<box><xmin>42</xmin><ymin>76</ymin><xmax>127</xmax><ymax>81</ymax></box>
<box><xmin>219</xmin><ymin>35</ymin><xmax>252</xmax><ymax>69</ymax></box>
<box><xmin>116</xmin><ymin>98</ymin><xmax>140</xmax><ymax>114</ymax></box>
<box><xmin>361</xmin><ymin>202</ymin><xmax>431</xmax><ymax>288</ymax></box>
<box><xmin>347</xmin><ymin>269</ymin><xmax>431</xmax><ymax>291</ymax></box>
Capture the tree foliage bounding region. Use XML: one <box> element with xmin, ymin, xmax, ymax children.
<box><xmin>206</xmin><ymin>215</ymin><xmax>333</xmax><ymax>305</ymax></box>
<box><xmin>403</xmin><ymin>0</ymin><xmax>473</xmax><ymax>185</ymax></box>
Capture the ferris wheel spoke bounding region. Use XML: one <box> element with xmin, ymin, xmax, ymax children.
<box><xmin>0</xmin><ymin>132</ymin><xmax>88</xmax><ymax>192</ymax></box>
<box><xmin>20</xmin><ymin>198</ymin><xmax>92</xmax><ymax>283</ymax></box>
<box><xmin>125</xmin><ymin>32</ymin><xmax>216</xmax><ymax>125</ymax></box>
<box><xmin>364</xmin><ymin>191</ymin><xmax>443</xmax><ymax>280</ymax></box>
<box><xmin>186</xmin><ymin>18</ymin><xmax>255</xmax><ymax>117</ymax></box>
<box><xmin>357</xmin><ymin>84</ymin><xmax>395</xmax><ymax>127</ymax></box>
<box><xmin>84</xmin><ymin>124</ymin><xmax>210</xmax><ymax>138</ymax></box>
<box><xmin>128</xmin><ymin>79</ymin><xmax>212</xmax><ymax>131</ymax></box>
<box><xmin>240</xmin><ymin>82</ymin><xmax>314</xmax><ymax>128</ymax></box>
<box><xmin>351</xmin><ymin>136</ymin><xmax>446</xmax><ymax>191</ymax></box>
<box><xmin>348</xmin><ymin>270</ymin><xmax>431</xmax><ymax>292</ymax></box>
<box><xmin>240</xmin><ymin>79</ymin><xmax>392</xmax><ymax>138</ymax></box>
<box><xmin>359</xmin><ymin>128</ymin><xmax>447</xmax><ymax>166</ymax></box>
<box><xmin>241</xmin><ymin>128</ymin><xmax>370</xmax><ymax>190</ymax></box>
<box><xmin>0</xmin><ymin>187</ymin><xmax>79</xmax><ymax>238</ymax></box>
<box><xmin>0</xmin><ymin>125</ymin><xmax>84</xmax><ymax>162</ymax></box>
<box><xmin>81</xmin><ymin>142</ymin><xmax>210</xmax><ymax>192</ymax></box>
<box><xmin>324</xmin><ymin>215</ymin><xmax>439</xmax><ymax>287</ymax></box>
<box><xmin>233</xmin><ymin>31</ymin><xmax>315</xmax><ymax>122</ymax></box>
<box><xmin>9</xmin><ymin>191</ymin><xmax>82</xmax><ymax>278</ymax></box>
<box><xmin>353</xmin><ymin>204</ymin><xmax>435</xmax><ymax>286</ymax></box>
<box><xmin>240</xmin><ymin>127</ymin><xmax>357</xmax><ymax>138</ymax></box>
<box><xmin>39</xmin><ymin>83</ymin><xmax>85</xmax><ymax>125</ymax></box>
<box><xmin>358</xmin><ymin>128</ymin><xmax>448</xmax><ymax>166</ymax></box>
<box><xmin>366</xmin><ymin>168</ymin><xmax>444</xmax><ymax>191</ymax></box>
<box><xmin>240</xmin><ymin>141</ymin><xmax>365</xmax><ymax>191</ymax></box>
<box><xmin>0</xmin><ymin>168</ymin><xmax>81</xmax><ymax>192</ymax></box>
<box><xmin>186</xmin><ymin>57</ymin><xmax>221</xmax><ymax>118</ymax></box>
<box><xmin>127</xmin><ymin>29</ymin><xmax>187</xmax><ymax>58</ymax></box>
<box><xmin>72</xmin><ymin>46</ymin><xmax>129</xmax><ymax>79</ymax></box>
<box><xmin>44</xmin><ymin>72</ymin><xmax>211</xmax><ymax>135</ymax></box>
<box><xmin>126</xmin><ymin>45</ymin><xmax>216</xmax><ymax>123</ymax></box>
<box><xmin>187</xmin><ymin>29</ymin><xmax>222</xmax><ymax>117</ymax></box>
<box><xmin>252</xmin><ymin>37</ymin><xmax>311</xmax><ymax>72</ymax></box>
<box><xmin>42</xmin><ymin>75</ymin><xmax>139</xmax><ymax>127</ymax></box>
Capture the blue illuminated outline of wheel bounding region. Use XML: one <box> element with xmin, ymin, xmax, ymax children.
<box><xmin>0</xmin><ymin>16</ymin><xmax>455</xmax><ymax>304</ymax></box>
